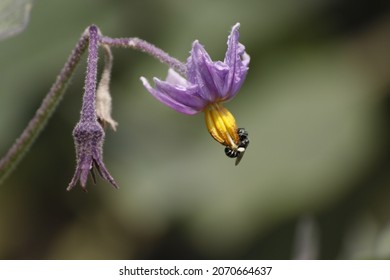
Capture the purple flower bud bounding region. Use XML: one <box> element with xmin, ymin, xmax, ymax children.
<box><xmin>67</xmin><ymin>25</ymin><xmax>118</xmax><ymax>191</ymax></box>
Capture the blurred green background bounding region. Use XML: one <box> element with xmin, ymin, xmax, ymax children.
<box><xmin>1</xmin><ymin>0</ymin><xmax>390</xmax><ymax>259</ymax></box>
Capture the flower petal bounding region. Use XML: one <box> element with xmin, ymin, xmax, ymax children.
<box><xmin>166</xmin><ymin>68</ymin><xmax>188</xmax><ymax>86</ymax></box>
<box><xmin>140</xmin><ymin>77</ymin><xmax>202</xmax><ymax>115</ymax></box>
<box><xmin>223</xmin><ymin>23</ymin><xmax>250</xmax><ymax>100</ymax></box>
<box><xmin>207</xmin><ymin>61</ymin><xmax>229</xmax><ymax>96</ymax></box>
<box><xmin>187</xmin><ymin>41</ymin><xmax>226</xmax><ymax>102</ymax></box>
<box><xmin>154</xmin><ymin>78</ymin><xmax>207</xmax><ymax>111</ymax></box>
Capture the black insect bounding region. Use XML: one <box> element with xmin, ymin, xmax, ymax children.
<box><xmin>224</xmin><ymin>128</ymin><xmax>249</xmax><ymax>165</ymax></box>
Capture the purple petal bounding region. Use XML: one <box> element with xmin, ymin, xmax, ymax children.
<box><xmin>222</xmin><ymin>23</ymin><xmax>250</xmax><ymax>100</ymax></box>
<box><xmin>187</xmin><ymin>41</ymin><xmax>227</xmax><ymax>102</ymax></box>
<box><xmin>166</xmin><ymin>68</ymin><xmax>188</xmax><ymax>86</ymax></box>
<box><xmin>207</xmin><ymin>61</ymin><xmax>229</xmax><ymax>96</ymax></box>
<box><xmin>141</xmin><ymin>77</ymin><xmax>202</xmax><ymax>115</ymax></box>
<box><xmin>154</xmin><ymin>78</ymin><xmax>207</xmax><ymax>111</ymax></box>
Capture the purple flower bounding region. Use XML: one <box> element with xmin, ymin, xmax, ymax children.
<box><xmin>141</xmin><ymin>23</ymin><xmax>250</xmax><ymax>154</ymax></box>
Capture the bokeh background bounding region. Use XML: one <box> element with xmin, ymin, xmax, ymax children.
<box><xmin>1</xmin><ymin>0</ymin><xmax>390</xmax><ymax>260</ymax></box>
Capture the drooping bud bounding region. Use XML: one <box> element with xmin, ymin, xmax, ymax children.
<box><xmin>68</xmin><ymin>25</ymin><xmax>118</xmax><ymax>191</ymax></box>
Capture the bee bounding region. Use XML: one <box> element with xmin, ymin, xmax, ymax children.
<box><xmin>224</xmin><ymin>128</ymin><xmax>249</xmax><ymax>165</ymax></box>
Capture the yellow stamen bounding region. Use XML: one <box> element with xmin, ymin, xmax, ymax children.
<box><xmin>204</xmin><ymin>103</ymin><xmax>239</xmax><ymax>148</ymax></box>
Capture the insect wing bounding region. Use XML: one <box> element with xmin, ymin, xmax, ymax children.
<box><xmin>235</xmin><ymin>147</ymin><xmax>246</xmax><ymax>165</ymax></box>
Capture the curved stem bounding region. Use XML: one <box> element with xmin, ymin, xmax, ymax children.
<box><xmin>0</xmin><ymin>30</ymin><xmax>89</xmax><ymax>184</ymax></box>
<box><xmin>100</xmin><ymin>36</ymin><xmax>187</xmax><ymax>76</ymax></box>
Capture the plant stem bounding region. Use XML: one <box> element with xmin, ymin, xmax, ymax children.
<box><xmin>0</xmin><ymin>30</ymin><xmax>89</xmax><ymax>184</ymax></box>
<box><xmin>100</xmin><ymin>36</ymin><xmax>187</xmax><ymax>76</ymax></box>
<box><xmin>80</xmin><ymin>25</ymin><xmax>99</xmax><ymax>123</ymax></box>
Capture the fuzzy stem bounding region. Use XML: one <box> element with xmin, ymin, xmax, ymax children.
<box><xmin>0</xmin><ymin>30</ymin><xmax>89</xmax><ymax>184</ymax></box>
<box><xmin>80</xmin><ymin>25</ymin><xmax>99</xmax><ymax>122</ymax></box>
<box><xmin>100</xmin><ymin>36</ymin><xmax>187</xmax><ymax>76</ymax></box>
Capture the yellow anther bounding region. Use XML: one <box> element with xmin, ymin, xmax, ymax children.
<box><xmin>204</xmin><ymin>103</ymin><xmax>239</xmax><ymax>148</ymax></box>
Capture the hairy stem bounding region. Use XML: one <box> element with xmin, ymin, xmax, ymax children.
<box><xmin>0</xmin><ymin>30</ymin><xmax>89</xmax><ymax>184</ymax></box>
<box><xmin>80</xmin><ymin>25</ymin><xmax>99</xmax><ymax>123</ymax></box>
<box><xmin>100</xmin><ymin>36</ymin><xmax>187</xmax><ymax>76</ymax></box>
